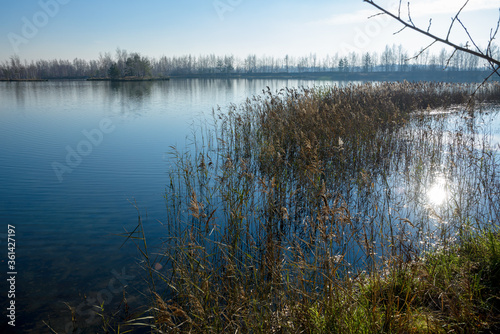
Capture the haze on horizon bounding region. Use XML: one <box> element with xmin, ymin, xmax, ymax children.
<box><xmin>1</xmin><ymin>0</ymin><xmax>500</xmax><ymax>62</ymax></box>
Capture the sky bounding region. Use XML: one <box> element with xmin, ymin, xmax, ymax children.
<box><xmin>1</xmin><ymin>0</ymin><xmax>500</xmax><ymax>62</ymax></box>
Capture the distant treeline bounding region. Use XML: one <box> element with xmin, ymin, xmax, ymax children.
<box><xmin>0</xmin><ymin>44</ymin><xmax>494</xmax><ymax>80</ymax></box>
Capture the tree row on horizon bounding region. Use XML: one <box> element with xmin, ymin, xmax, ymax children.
<box><xmin>1</xmin><ymin>44</ymin><xmax>495</xmax><ymax>80</ymax></box>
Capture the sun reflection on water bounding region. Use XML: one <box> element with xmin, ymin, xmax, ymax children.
<box><xmin>427</xmin><ymin>176</ymin><xmax>448</xmax><ymax>206</ymax></box>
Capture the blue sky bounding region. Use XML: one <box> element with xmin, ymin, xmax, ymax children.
<box><xmin>1</xmin><ymin>0</ymin><xmax>500</xmax><ymax>61</ymax></box>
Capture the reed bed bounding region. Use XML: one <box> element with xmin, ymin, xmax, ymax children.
<box><xmin>128</xmin><ymin>81</ymin><xmax>500</xmax><ymax>333</ymax></box>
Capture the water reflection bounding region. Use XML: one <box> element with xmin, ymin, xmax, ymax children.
<box><xmin>110</xmin><ymin>80</ymin><xmax>153</xmax><ymax>99</ymax></box>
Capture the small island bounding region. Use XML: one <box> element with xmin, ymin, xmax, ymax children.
<box><xmin>87</xmin><ymin>53</ymin><xmax>168</xmax><ymax>81</ymax></box>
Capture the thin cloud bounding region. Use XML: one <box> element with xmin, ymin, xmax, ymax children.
<box><xmin>410</xmin><ymin>0</ymin><xmax>500</xmax><ymax>16</ymax></box>
<box><xmin>320</xmin><ymin>0</ymin><xmax>500</xmax><ymax>26</ymax></box>
<box><xmin>319</xmin><ymin>9</ymin><xmax>376</xmax><ymax>26</ymax></box>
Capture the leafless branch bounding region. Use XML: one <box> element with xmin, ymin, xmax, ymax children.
<box><xmin>365</xmin><ymin>0</ymin><xmax>500</xmax><ymax>102</ymax></box>
<box><xmin>363</xmin><ymin>0</ymin><xmax>500</xmax><ymax>68</ymax></box>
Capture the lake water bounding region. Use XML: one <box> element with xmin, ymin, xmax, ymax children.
<box><xmin>0</xmin><ymin>78</ymin><xmax>361</xmax><ymax>332</ymax></box>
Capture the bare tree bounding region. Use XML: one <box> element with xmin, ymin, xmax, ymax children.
<box><xmin>364</xmin><ymin>0</ymin><xmax>500</xmax><ymax>83</ymax></box>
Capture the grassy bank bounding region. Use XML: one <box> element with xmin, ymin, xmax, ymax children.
<box><xmin>93</xmin><ymin>82</ymin><xmax>500</xmax><ymax>333</ymax></box>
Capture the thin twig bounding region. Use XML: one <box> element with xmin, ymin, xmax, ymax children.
<box><xmin>446</xmin><ymin>0</ymin><xmax>470</xmax><ymax>41</ymax></box>
<box><xmin>42</xmin><ymin>320</ymin><xmax>60</xmax><ymax>334</ymax></box>
<box><xmin>368</xmin><ymin>12</ymin><xmax>386</xmax><ymax>19</ymax></box>
<box><xmin>407</xmin><ymin>2</ymin><xmax>415</xmax><ymax>26</ymax></box>
<box><xmin>407</xmin><ymin>41</ymin><xmax>437</xmax><ymax>62</ymax></box>
<box><xmin>487</xmin><ymin>9</ymin><xmax>500</xmax><ymax>57</ymax></box>
<box><xmin>471</xmin><ymin>65</ymin><xmax>500</xmax><ymax>97</ymax></box>
<box><xmin>444</xmin><ymin>48</ymin><xmax>459</xmax><ymax>70</ymax></box>
<box><xmin>466</xmin><ymin>64</ymin><xmax>500</xmax><ymax>106</ymax></box>
<box><xmin>457</xmin><ymin>17</ymin><xmax>483</xmax><ymax>55</ymax></box>
<box><xmin>394</xmin><ymin>25</ymin><xmax>407</xmax><ymax>35</ymax></box>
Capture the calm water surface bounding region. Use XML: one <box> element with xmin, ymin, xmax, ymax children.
<box><xmin>0</xmin><ymin>78</ymin><xmax>353</xmax><ymax>332</ymax></box>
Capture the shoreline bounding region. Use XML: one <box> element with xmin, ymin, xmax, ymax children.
<box><xmin>86</xmin><ymin>77</ymin><xmax>170</xmax><ymax>82</ymax></box>
<box><xmin>0</xmin><ymin>79</ymin><xmax>48</xmax><ymax>82</ymax></box>
<box><xmin>1</xmin><ymin>70</ymin><xmax>497</xmax><ymax>83</ymax></box>
<box><xmin>167</xmin><ymin>70</ymin><xmax>496</xmax><ymax>82</ymax></box>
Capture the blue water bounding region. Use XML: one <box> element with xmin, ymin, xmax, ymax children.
<box><xmin>0</xmin><ymin>78</ymin><xmax>350</xmax><ymax>332</ymax></box>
